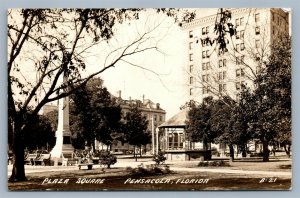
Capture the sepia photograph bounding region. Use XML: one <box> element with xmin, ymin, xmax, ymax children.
<box><xmin>7</xmin><ymin>8</ymin><xmax>292</xmax><ymax>191</ymax></box>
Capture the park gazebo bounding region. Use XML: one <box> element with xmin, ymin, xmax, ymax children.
<box><xmin>158</xmin><ymin>108</ymin><xmax>211</xmax><ymax>161</ymax></box>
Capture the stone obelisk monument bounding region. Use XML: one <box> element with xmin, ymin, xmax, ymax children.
<box><xmin>51</xmin><ymin>77</ymin><xmax>74</xmax><ymax>158</ymax></box>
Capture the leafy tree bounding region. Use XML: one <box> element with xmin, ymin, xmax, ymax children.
<box><xmin>267</xmin><ymin>36</ymin><xmax>291</xmax><ymax>157</ymax></box>
<box><xmin>71</xmin><ymin>77</ymin><xmax>122</xmax><ymax>150</ymax></box>
<box><xmin>186</xmin><ymin>97</ymin><xmax>217</xmax><ymax>149</ymax></box>
<box><xmin>243</xmin><ymin>35</ymin><xmax>291</xmax><ymax>161</ymax></box>
<box><xmin>123</xmin><ymin>105</ymin><xmax>151</xmax><ymax>161</ymax></box>
<box><xmin>8</xmin><ymin>8</ymin><xmax>195</xmax><ymax>181</ymax></box>
<box><xmin>210</xmin><ymin>97</ymin><xmax>236</xmax><ymax>161</ymax></box>
<box><xmin>8</xmin><ymin>113</ymin><xmax>55</xmax><ymax>152</ymax></box>
<box><xmin>213</xmin><ymin>89</ymin><xmax>255</xmax><ymax>161</ymax></box>
<box><xmin>44</xmin><ymin>110</ymin><xmax>58</xmax><ymax>132</ymax></box>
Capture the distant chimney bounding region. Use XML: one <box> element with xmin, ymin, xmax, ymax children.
<box><xmin>142</xmin><ymin>94</ymin><xmax>145</xmax><ymax>103</ymax></box>
<box><xmin>117</xmin><ymin>90</ymin><xmax>121</xmax><ymax>98</ymax></box>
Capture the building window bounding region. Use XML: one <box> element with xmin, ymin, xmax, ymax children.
<box><xmin>236</xmin><ymin>57</ymin><xmax>241</xmax><ymax>65</ymax></box>
<box><xmin>202</xmin><ymin>26</ymin><xmax>209</xmax><ymax>35</ymax></box>
<box><xmin>241</xmin><ymin>30</ymin><xmax>245</xmax><ymax>38</ymax></box>
<box><xmin>189</xmin><ymin>65</ymin><xmax>193</xmax><ymax>73</ymax></box>
<box><xmin>235</xmin><ymin>18</ymin><xmax>240</xmax><ymax>27</ymax></box>
<box><xmin>159</xmin><ymin>115</ymin><xmax>163</xmax><ymax>122</ymax></box>
<box><xmin>203</xmin><ymin>50</ymin><xmax>210</xmax><ymax>58</ymax></box>
<box><xmin>202</xmin><ymin>63</ymin><xmax>206</xmax><ymax>70</ymax></box>
<box><xmin>219</xmin><ymin>84</ymin><xmax>226</xmax><ymax>93</ymax></box>
<box><xmin>190</xmin><ymin>76</ymin><xmax>193</xmax><ymax>84</ymax></box>
<box><xmin>206</xmin><ymin>50</ymin><xmax>210</xmax><ymax>58</ymax></box>
<box><xmin>218</xmin><ymin>71</ymin><xmax>226</xmax><ymax>81</ymax></box>
<box><xmin>236</xmin><ymin>68</ymin><xmax>245</xmax><ymax>77</ymax></box>
<box><xmin>255</xmin><ymin>40</ymin><xmax>260</xmax><ymax>48</ymax></box>
<box><xmin>202</xmin><ymin>51</ymin><xmax>206</xmax><ymax>59</ymax></box>
<box><xmin>189</xmin><ymin>88</ymin><xmax>193</xmax><ymax>96</ymax></box>
<box><xmin>255</xmin><ymin>26</ymin><xmax>260</xmax><ymax>35</ymax></box>
<box><xmin>202</xmin><ymin>74</ymin><xmax>209</xmax><ymax>82</ymax></box>
<box><xmin>235</xmin><ymin>17</ymin><xmax>244</xmax><ymax>27</ymax></box>
<box><xmin>189</xmin><ymin>30</ymin><xmax>193</xmax><ymax>38</ymax></box>
<box><xmin>189</xmin><ymin>42</ymin><xmax>193</xmax><ymax>50</ymax></box>
<box><xmin>219</xmin><ymin>59</ymin><xmax>226</xmax><ymax>67</ymax></box>
<box><xmin>241</xmin><ymin>43</ymin><xmax>245</xmax><ymax>51</ymax></box>
<box><xmin>236</xmin><ymin>44</ymin><xmax>240</xmax><ymax>51</ymax></box>
<box><xmin>240</xmin><ymin>17</ymin><xmax>244</xmax><ymax>26</ymax></box>
<box><xmin>154</xmin><ymin>115</ymin><xmax>157</xmax><ymax>121</ymax></box>
<box><xmin>236</xmin><ymin>30</ymin><xmax>245</xmax><ymax>39</ymax></box>
<box><xmin>189</xmin><ymin>53</ymin><xmax>193</xmax><ymax>61</ymax></box>
<box><xmin>202</xmin><ymin>27</ymin><xmax>206</xmax><ymax>35</ymax></box>
<box><xmin>236</xmin><ymin>69</ymin><xmax>241</xmax><ymax>77</ymax></box>
<box><xmin>202</xmin><ymin>86</ymin><xmax>210</xmax><ymax>94</ymax></box>
<box><xmin>206</xmin><ymin>62</ymin><xmax>210</xmax><ymax>70</ymax></box>
<box><xmin>255</xmin><ymin>13</ymin><xmax>260</xmax><ymax>23</ymax></box>
<box><xmin>236</xmin><ymin>81</ymin><xmax>245</xmax><ymax>91</ymax></box>
<box><xmin>236</xmin><ymin>31</ymin><xmax>240</xmax><ymax>39</ymax></box>
<box><xmin>236</xmin><ymin>82</ymin><xmax>241</xmax><ymax>91</ymax></box>
<box><xmin>241</xmin><ymin>55</ymin><xmax>245</xmax><ymax>63</ymax></box>
<box><xmin>203</xmin><ymin>62</ymin><xmax>210</xmax><ymax>70</ymax></box>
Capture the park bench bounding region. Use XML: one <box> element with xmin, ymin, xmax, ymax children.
<box><xmin>33</xmin><ymin>153</ymin><xmax>51</xmax><ymax>166</ymax></box>
<box><xmin>24</xmin><ymin>153</ymin><xmax>37</xmax><ymax>165</ymax></box>
<box><xmin>77</xmin><ymin>163</ymin><xmax>94</xmax><ymax>170</ymax></box>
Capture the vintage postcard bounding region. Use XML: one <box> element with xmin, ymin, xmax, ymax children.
<box><xmin>7</xmin><ymin>8</ymin><xmax>291</xmax><ymax>191</ymax></box>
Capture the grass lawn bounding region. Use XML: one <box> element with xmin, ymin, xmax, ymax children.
<box><xmin>171</xmin><ymin>158</ymin><xmax>292</xmax><ymax>172</ymax></box>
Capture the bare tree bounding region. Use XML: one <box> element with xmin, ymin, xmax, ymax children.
<box><xmin>8</xmin><ymin>8</ymin><xmax>195</xmax><ymax>181</ymax></box>
<box><xmin>184</xmin><ymin>8</ymin><xmax>280</xmax><ymax>105</ymax></box>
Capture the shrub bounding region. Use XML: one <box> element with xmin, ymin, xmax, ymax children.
<box><xmin>127</xmin><ymin>163</ymin><xmax>172</xmax><ymax>176</ymax></box>
<box><xmin>95</xmin><ymin>150</ymin><xmax>117</xmax><ymax>168</ymax></box>
<box><xmin>153</xmin><ymin>151</ymin><xmax>167</xmax><ymax>165</ymax></box>
<box><xmin>198</xmin><ymin>160</ymin><xmax>230</xmax><ymax>167</ymax></box>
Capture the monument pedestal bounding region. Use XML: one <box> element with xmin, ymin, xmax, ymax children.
<box><xmin>50</xmin><ymin>94</ymin><xmax>74</xmax><ymax>162</ymax></box>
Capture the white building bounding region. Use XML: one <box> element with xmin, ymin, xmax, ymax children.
<box><xmin>182</xmin><ymin>8</ymin><xmax>289</xmax><ymax>103</ymax></box>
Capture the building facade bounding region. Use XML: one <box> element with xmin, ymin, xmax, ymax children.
<box><xmin>97</xmin><ymin>91</ymin><xmax>166</xmax><ymax>154</ymax></box>
<box><xmin>182</xmin><ymin>8</ymin><xmax>289</xmax><ymax>104</ymax></box>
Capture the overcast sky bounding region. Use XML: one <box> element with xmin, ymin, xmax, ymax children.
<box><xmin>94</xmin><ymin>9</ymin><xmax>218</xmax><ymax>119</ymax></box>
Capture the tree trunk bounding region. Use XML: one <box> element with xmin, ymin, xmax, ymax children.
<box><xmin>229</xmin><ymin>144</ymin><xmax>234</xmax><ymax>162</ymax></box>
<box><xmin>262</xmin><ymin>140</ymin><xmax>269</xmax><ymax>162</ymax></box>
<box><xmin>284</xmin><ymin>144</ymin><xmax>291</xmax><ymax>158</ymax></box>
<box><xmin>242</xmin><ymin>144</ymin><xmax>247</xmax><ymax>158</ymax></box>
<box><xmin>139</xmin><ymin>146</ymin><xmax>142</xmax><ymax>157</ymax></box>
<box><xmin>134</xmin><ymin>145</ymin><xmax>137</xmax><ymax>161</ymax></box>
<box><xmin>9</xmin><ymin>123</ymin><xmax>27</xmax><ymax>182</ymax></box>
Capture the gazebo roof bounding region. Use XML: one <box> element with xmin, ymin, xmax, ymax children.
<box><xmin>159</xmin><ymin>108</ymin><xmax>190</xmax><ymax>128</ymax></box>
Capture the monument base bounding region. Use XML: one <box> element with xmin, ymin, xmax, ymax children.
<box><xmin>50</xmin><ymin>135</ymin><xmax>74</xmax><ymax>158</ymax></box>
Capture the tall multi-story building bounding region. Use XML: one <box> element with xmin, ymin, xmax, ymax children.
<box><xmin>182</xmin><ymin>8</ymin><xmax>289</xmax><ymax>104</ymax></box>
